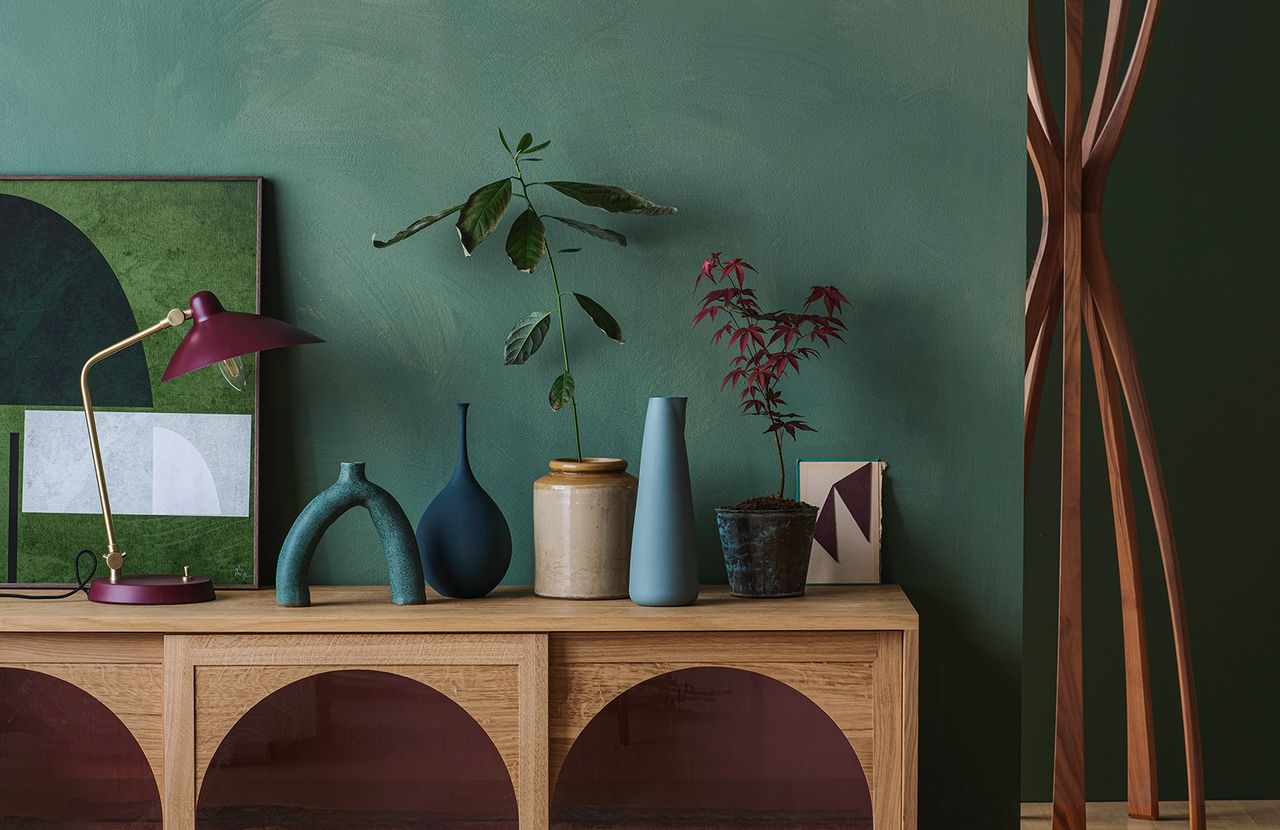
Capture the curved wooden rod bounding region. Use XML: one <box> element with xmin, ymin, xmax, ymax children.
<box><xmin>1027</xmin><ymin>101</ymin><xmax>1065</xmax><ymax>367</ymax></box>
<box><xmin>1085</xmin><ymin>0</ymin><xmax>1163</xmax><ymax>209</ymax></box>
<box><xmin>1084</xmin><ymin>214</ymin><xmax>1206</xmax><ymax>830</ymax></box>
<box><xmin>1083</xmin><ymin>282</ymin><xmax>1160</xmax><ymax>821</ymax></box>
<box><xmin>1027</xmin><ymin>0</ymin><xmax>1063</xmax><ymax>159</ymax></box>
<box><xmin>1024</xmin><ymin>283</ymin><xmax>1060</xmax><ymax>488</ymax></box>
<box><xmin>1084</xmin><ymin>0</ymin><xmax>1131</xmax><ymax>153</ymax></box>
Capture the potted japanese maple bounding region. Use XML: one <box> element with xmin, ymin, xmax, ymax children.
<box><xmin>691</xmin><ymin>252</ymin><xmax>849</xmax><ymax>598</ymax></box>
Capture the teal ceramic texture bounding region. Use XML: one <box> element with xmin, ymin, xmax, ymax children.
<box><xmin>276</xmin><ymin>462</ymin><xmax>426</xmax><ymax>607</ymax></box>
<box><xmin>629</xmin><ymin>396</ymin><xmax>699</xmax><ymax>606</ymax></box>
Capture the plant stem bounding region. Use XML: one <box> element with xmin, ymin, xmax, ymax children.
<box><xmin>724</xmin><ymin>304</ymin><xmax>787</xmax><ymax>498</ymax></box>
<box><xmin>513</xmin><ymin>155</ymin><xmax>583</xmax><ymax>461</ymax></box>
<box><xmin>544</xmin><ymin>248</ymin><xmax>582</xmax><ymax>461</ymax></box>
<box><xmin>774</xmin><ymin>429</ymin><xmax>785</xmax><ymax>499</ymax></box>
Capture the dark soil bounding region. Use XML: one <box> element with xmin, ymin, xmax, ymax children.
<box><xmin>723</xmin><ymin>495</ymin><xmax>812</xmax><ymax>511</ymax></box>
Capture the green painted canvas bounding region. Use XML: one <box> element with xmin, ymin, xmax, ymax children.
<box><xmin>0</xmin><ymin>178</ymin><xmax>260</xmax><ymax>586</ymax></box>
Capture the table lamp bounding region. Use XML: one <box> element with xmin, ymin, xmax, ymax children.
<box><xmin>81</xmin><ymin>290</ymin><xmax>322</xmax><ymax>604</ymax></box>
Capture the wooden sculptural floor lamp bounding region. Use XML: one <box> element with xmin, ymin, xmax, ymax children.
<box><xmin>1025</xmin><ymin>2</ymin><xmax>1205</xmax><ymax>829</ymax></box>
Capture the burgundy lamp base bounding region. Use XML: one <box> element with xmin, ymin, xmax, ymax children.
<box><xmin>87</xmin><ymin>574</ymin><xmax>216</xmax><ymax>605</ymax></box>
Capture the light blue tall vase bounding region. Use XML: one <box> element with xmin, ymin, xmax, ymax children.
<box><xmin>629</xmin><ymin>396</ymin><xmax>699</xmax><ymax>606</ymax></box>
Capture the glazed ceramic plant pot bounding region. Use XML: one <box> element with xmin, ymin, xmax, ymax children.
<box><xmin>715</xmin><ymin>504</ymin><xmax>819</xmax><ymax>598</ymax></box>
<box><xmin>534</xmin><ymin>458</ymin><xmax>638</xmax><ymax>599</ymax></box>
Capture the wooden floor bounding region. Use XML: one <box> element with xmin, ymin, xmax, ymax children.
<box><xmin>1022</xmin><ymin>802</ymin><xmax>1280</xmax><ymax>828</ymax></box>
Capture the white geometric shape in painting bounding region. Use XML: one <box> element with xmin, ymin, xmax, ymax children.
<box><xmin>799</xmin><ymin>460</ymin><xmax>885</xmax><ymax>585</ymax></box>
<box><xmin>151</xmin><ymin>426</ymin><xmax>223</xmax><ymax>516</ymax></box>
<box><xmin>22</xmin><ymin>410</ymin><xmax>251</xmax><ymax>517</ymax></box>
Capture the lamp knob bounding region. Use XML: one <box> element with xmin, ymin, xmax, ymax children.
<box><xmin>105</xmin><ymin>550</ymin><xmax>125</xmax><ymax>571</ymax></box>
<box><xmin>166</xmin><ymin>308</ymin><xmax>187</xmax><ymax>326</ymax></box>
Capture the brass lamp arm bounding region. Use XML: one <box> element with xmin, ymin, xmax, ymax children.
<box><xmin>80</xmin><ymin>307</ymin><xmax>192</xmax><ymax>583</ymax></box>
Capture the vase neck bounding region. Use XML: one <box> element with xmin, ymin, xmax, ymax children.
<box><xmin>454</xmin><ymin>403</ymin><xmax>473</xmax><ymax>477</ymax></box>
<box><xmin>338</xmin><ymin>462</ymin><xmax>367</xmax><ymax>483</ymax></box>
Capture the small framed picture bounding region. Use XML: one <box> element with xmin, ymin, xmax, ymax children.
<box><xmin>798</xmin><ymin>460</ymin><xmax>885</xmax><ymax>584</ymax></box>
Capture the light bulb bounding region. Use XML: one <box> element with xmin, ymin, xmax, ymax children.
<box><xmin>218</xmin><ymin>356</ymin><xmax>248</xmax><ymax>392</ymax></box>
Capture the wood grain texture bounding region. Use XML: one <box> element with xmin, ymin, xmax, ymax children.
<box><xmin>1052</xmin><ymin>1</ymin><xmax>1086</xmax><ymax>829</ymax></box>
<box><xmin>874</xmin><ymin>631</ymin><xmax>904</xmax><ymax>830</ymax></box>
<box><xmin>0</xmin><ymin>584</ymin><xmax>919</xmax><ymax>633</ymax></box>
<box><xmin>902</xmin><ymin>629</ymin><xmax>919</xmax><ymax>830</ymax></box>
<box><xmin>1025</xmin><ymin>282</ymin><xmax>1062</xmax><ymax>487</ymax></box>
<box><xmin>1083</xmin><ymin>0</ymin><xmax>1130</xmax><ymax>153</ymax></box>
<box><xmin>1084</xmin><ymin>288</ymin><xmax>1158</xmax><ymax>820</ymax></box>
<box><xmin>0</xmin><ymin>632</ymin><xmax>162</xmax><ymax>663</ymax></box>
<box><xmin>520</xmin><ymin>634</ymin><xmax>550</xmax><ymax>830</ymax></box>
<box><xmin>163</xmin><ymin>635</ymin><xmax>195</xmax><ymax>830</ymax></box>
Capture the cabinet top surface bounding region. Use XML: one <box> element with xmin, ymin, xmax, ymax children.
<box><xmin>0</xmin><ymin>585</ymin><xmax>916</xmax><ymax>633</ymax></box>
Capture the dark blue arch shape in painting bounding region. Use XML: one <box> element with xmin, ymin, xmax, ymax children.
<box><xmin>0</xmin><ymin>194</ymin><xmax>152</xmax><ymax>407</ymax></box>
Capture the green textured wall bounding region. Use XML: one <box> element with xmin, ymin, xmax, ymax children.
<box><xmin>2</xmin><ymin>1</ymin><xmax>1025</xmax><ymax>824</ymax></box>
<box><xmin>1024</xmin><ymin>0</ymin><xmax>1279</xmax><ymax>803</ymax></box>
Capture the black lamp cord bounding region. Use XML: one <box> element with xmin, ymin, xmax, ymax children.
<box><xmin>0</xmin><ymin>549</ymin><xmax>98</xmax><ymax>599</ymax></box>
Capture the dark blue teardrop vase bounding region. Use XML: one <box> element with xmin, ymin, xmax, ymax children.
<box><xmin>417</xmin><ymin>403</ymin><xmax>512</xmax><ymax>598</ymax></box>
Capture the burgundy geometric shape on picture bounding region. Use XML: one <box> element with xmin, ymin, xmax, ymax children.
<box><xmin>813</xmin><ymin>463</ymin><xmax>873</xmax><ymax>563</ymax></box>
<box><xmin>552</xmin><ymin>666</ymin><xmax>872</xmax><ymax>829</ymax></box>
<box><xmin>0</xmin><ymin>667</ymin><xmax>162</xmax><ymax>828</ymax></box>
<box><xmin>196</xmin><ymin>669</ymin><xmax>517</xmax><ymax>830</ymax></box>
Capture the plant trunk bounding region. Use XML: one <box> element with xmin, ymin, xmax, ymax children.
<box><xmin>774</xmin><ymin>430</ymin><xmax>785</xmax><ymax>499</ymax></box>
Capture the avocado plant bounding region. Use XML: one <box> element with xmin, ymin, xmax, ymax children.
<box><xmin>692</xmin><ymin>252</ymin><xmax>849</xmax><ymax>499</ymax></box>
<box><xmin>375</xmin><ymin>130</ymin><xmax>675</xmax><ymax>460</ymax></box>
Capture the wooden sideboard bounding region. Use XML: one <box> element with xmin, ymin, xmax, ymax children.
<box><xmin>0</xmin><ymin>585</ymin><xmax>918</xmax><ymax>830</ymax></box>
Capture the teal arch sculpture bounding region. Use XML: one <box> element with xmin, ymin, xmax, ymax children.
<box><xmin>276</xmin><ymin>462</ymin><xmax>426</xmax><ymax>607</ymax></box>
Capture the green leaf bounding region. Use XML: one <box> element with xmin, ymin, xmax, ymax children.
<box><xmin>547</xmin><ymin>215</ymin><xmax>627</xmax><ymax>246</ymax></box>
<box><xmin>526</xmin><ymin>139</ymin><xmax>551</xmax><ymax>153</ymax></box>
<box><xmin>504</xmin><ymin>312</ymin><xmax>551</xmax><ymax>365</ymax></box>
<box><xmin>517</xmin><ymin>132</ymin><xmax>533</xmax><ymax>152</ymax></box>
<box><xmin>558</xmin><ymin>247</ymin><xmax>582</xmax><ymax>254</ymax></box>
<box><xmin>498</xmin><ymin>128</ymin><xmax>512</xmax><ymax>154</ymax></box>
<box><xmin>549</xmin><ymin>371</ymin><xmax>575</xmax><ymax>411</ymax></box>
<box><xmin>505</xmin><ymin>208</ymin><xmax>546</xmax><ymax>272</ymax></box>
<box><xmin>544</xmin><ymin>181</ymin><xmax>676</xmax><ymax>215</ymax></box>
<box><xmin>573</xmin><ymin>293</ymin><xmax>624</xmax><ymax>344</ymax></box>
<box><xmin>372</xmin><ymin>204</ymin><xmax>463</xmax><ymax>249</ymax></box>
<box><xmin>456</xmin><ymin>179</ymin><xmax>512</xmax><ymax>255</ymax></box>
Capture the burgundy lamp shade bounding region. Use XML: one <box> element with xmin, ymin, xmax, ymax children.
<box><xmin>162</xmin><ymin>291</ymin><xmax>323</xmax><ymax>381</ymax></box>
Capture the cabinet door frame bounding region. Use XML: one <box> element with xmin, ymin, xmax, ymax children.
<box><xmin>548</xmin><ymin>630</ymin><xmax>910</xmax><ymax>829</ymax></box>
<box><xmin>163</xmin><ymin>633</ymin><xmax>547</xmax><ymax>830</ymax></box>
<box><xmin>0</xmin><ymin>633</ymin><xmax>165</xmax><ymax>796</ymax></box>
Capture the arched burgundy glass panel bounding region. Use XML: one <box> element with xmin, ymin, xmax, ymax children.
<box><xmin>0</xmin><ymin>667</ymin><xmax>161</xmax><ymax>829</ymax></box>
<box><xmin>196</xmin><ymin>669</ymin><xmax>517</xmax><ymax>830</ymax></box>
<box><xmin>552</xmin><ymin>666</ymin><xmax>872</xmax><ymax>829</ymax></box>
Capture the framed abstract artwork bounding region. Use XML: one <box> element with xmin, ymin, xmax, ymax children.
<box><xmin>798</xmin><ymin>459</ymin><xmax>885</xmax><ymax>585</ymax></box>
<box><xmin>0</xmin><ymin>176</ymin><xmax>262</xmax><ymax>587</ymax></box>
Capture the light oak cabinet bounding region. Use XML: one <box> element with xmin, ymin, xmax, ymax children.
<box><xmin>0</xmin><ymin>585</ymin><xmax>917</xmax><ymax>830</ymax></box>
